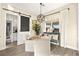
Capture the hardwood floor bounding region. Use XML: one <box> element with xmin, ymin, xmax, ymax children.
<box><xmin>0</xmin><ymin>42</ymin><xmax>79</xmax><ymax>56</ymax></box>
<box><xmin>6</xmin><ymin>41</ymin><xmax>17</xmax><ymax>48</ymax></box>
<box><xmin>0</xmin><ymin>43</ymin><xmax>34</xmax><ymax>56</ymax></box>
<box><xmin>50</xmin><ymin>44</ymin><xmax>79</xmax><ymax>56</ymax></box>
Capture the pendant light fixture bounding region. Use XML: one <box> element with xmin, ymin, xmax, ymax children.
<box><xmin>37</xmin><ymin>3</ymin><xmax>45</xmax><ymax>23</ymax></box>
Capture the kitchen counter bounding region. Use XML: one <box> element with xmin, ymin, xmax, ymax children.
<box><xmin>28</xmin><ymin>35</ymin><xmax>49</xmax><ymax>40</ymax></box>
<box><xmin>25</xmin><ymin>35</ymin><xmax>50</xmax><ymax>56</ymax></box>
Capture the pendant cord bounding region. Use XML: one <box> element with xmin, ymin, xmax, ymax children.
<box><xmin>40</xmin><ymin>3</ymin><xmax>42</xmax><ymax>15</ymax></box>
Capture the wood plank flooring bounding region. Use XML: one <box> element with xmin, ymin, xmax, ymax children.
<box><xmin>0</xmin><ymin>43</ymin><xmax>34</xmax><ymax>56</ymax></box>
<box><xmin>0</xmin><ymin>42</ymin><xmax>79</xmax><ymax>56</ymax></box>
<box><xmin>50</xmin><ymin>44</ymin><xmax>79</xmax><ymax>56</ymax></box>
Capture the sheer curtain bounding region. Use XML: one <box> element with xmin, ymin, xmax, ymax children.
<box><xmin>78</xmin><ymin>4</ymin><xmax>79</xmax><ymax>51</ymax></box>
<box><xmin>60</xmin><ymin>7</ymin><xmax>77</xmax><ymax>50</ymax></box>
<box><xmin>60</xmin><ymin>9</ymin><xmax>69</xmax><ymax>48</ymax></box>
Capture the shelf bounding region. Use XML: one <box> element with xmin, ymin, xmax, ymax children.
<box><xmin>50</xmin><ymin>42</ymin><xmax>59</xmax><ymax>45</ymax></box>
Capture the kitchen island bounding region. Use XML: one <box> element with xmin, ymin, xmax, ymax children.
<box><xmin>25</xmin><ymin>35</ymin><xmax>50</xmax><ymax>56</ymax></box>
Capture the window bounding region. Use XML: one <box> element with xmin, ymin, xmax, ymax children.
<box><xmin>20</xmin><ymin>16</ymin><xmax>30</xmax><ymax>31</ymax></box>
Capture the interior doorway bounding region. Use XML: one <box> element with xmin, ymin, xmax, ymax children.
<box><xmin>6</xmin><ymin>13</ymin><xmax>18</xmax><ymax>48</ymax></box>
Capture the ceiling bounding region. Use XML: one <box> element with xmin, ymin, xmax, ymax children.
<box><xmin>7</xmin><ymin>3</ymin><xmax>68</xmax><ymax>16</ymax></box>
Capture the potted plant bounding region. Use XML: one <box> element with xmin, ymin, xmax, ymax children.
<box><xmin>32</xmin><ymin>23</ymin><xmax>40</xmax><ymax>35</ymax></box>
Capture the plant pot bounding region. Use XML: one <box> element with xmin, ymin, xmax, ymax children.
<box><xmin>36</xmin><ymin>32</ymin><xmax>39</xmax><ymax>35</ymax></box>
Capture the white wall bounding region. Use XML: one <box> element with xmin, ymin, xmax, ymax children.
<box><xmin>78</xmin><ymin>4</ymin><xmax>79</xmax><ymax>51</ymax></box>
<box><xmin>0</xmin><ymin>4</ymin><xmax>1</xmax><ymax>14</ymax></box>
<box><xmin>44</xmin><ymin>4</ymin><xmax>78</xmax><ymax>50</ymax></box>
<box><xmin>0</xmin><ymin>3</ymin><xmax>6</xmax><ymax>50</ymax></box>
<box><xmin>64</xmin><ymin>4</ymin><xmax>77</xmax><ymax>50</ymax></box>
<box><xmin>0</xmin><ymin>3</ymin><xmax>36</xmax><ymax>50</ymax></box>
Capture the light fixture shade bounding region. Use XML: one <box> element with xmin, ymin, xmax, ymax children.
<box><xmin>37</xmin><ymin>3</ymin><xmax>45</xmax><ymax>23</ymax></box>
<box><xmin>37</xmin><ymin>14</ymin><xmax>45</xmax><ymax>23</ymax></box>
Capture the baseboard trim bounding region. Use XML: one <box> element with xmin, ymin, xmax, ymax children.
<box><xmin>60</xmin><ymin>45</ymin><xmax>78</xmax><ymax>51</ymax></box>
<box><xmin>0</xmin><ymin>46</ymin><xmax>6</xmax><ymax>50</ymax></box>
<box><xmin>66</xmin><ymin>45</ymin><xmax>78</xmax><ymax>51</ymax></box>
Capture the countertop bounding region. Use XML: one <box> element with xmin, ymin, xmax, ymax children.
<box><xmin>28</xmin><ymin>35</ymin><xmax>49</xmax><ymax>40</ymax></box>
